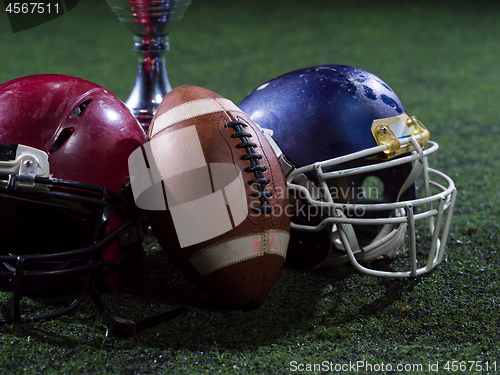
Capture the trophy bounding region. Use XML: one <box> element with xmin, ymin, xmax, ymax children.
<box><xmin>106</xmin><ymin>0</ymin><xmax>193</xmax><ymax>130</ymax></box>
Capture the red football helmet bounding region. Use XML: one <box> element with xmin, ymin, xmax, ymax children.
<box><xmin>0</xmin><ymin>74</ymin><xmax>147</xmax><ymax>324</ymax></box>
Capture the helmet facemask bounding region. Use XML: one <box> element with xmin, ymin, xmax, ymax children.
<box><xmin>283</xmin><ymin>128</ymin><xmax>456</xmax><ymax>277</ymax></box>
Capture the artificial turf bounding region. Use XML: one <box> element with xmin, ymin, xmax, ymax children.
<box><xmin>1</xmin><ymin>0</ymin><xmax>499</xmax><ymax>373</ymax></box>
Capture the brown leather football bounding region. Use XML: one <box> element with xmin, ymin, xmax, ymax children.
<box><xmin>146</xmin><ymin>85</ymin><xmax>290</xmax><ymax>309</ymax></box>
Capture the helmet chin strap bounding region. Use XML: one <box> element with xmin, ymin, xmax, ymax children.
<box><xmin>325</xmin><ymin>209</ymin><xmax>407</xmax><ymax>267</ymax></box>
<box><xmin>324</xmin><ymin>157</ymin><xmax>425</xmax><ymax>268</ymax></box>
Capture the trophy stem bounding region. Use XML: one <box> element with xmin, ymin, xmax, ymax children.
<box><xmin>125</xmin><ymin>35</ymin><xmax>172</xmax><ymax>131</ymax></box>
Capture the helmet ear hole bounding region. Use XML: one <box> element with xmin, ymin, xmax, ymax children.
<box><xmin>70</xmin><ymin>99</ymin><xmax>92</xmax><ymax>117</ymax></box>
<box><xmin>362</xmin><ymin>175</ymin><xmax>384</xmax><ymax>200</ymax></box>
<box><xmin>50</xmin><ymin>127</ymin><xmax>74</xmax><ymax>153</ymax></box>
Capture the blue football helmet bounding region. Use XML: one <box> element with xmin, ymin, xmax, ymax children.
<box><xmin>239</xmin><ymin>65</ymin><xmax>457</xmax><ymax>277</ymax></box>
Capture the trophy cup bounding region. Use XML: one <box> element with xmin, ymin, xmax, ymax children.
<box><xmin>106</xmin><ymin>0</ymin><xmax>192</xmax><ymax>130</ymax></box>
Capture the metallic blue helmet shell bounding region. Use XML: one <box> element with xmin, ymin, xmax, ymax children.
<box><xmin>239</xmin><ymin>65</ymin><xmax>406</xmax><ymax>169</ymax></box>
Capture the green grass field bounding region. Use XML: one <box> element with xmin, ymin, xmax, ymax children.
<box><xmin>1</xmin><ymin>0</ymin><xmax>499</xmax><ymax>373</ymax></box>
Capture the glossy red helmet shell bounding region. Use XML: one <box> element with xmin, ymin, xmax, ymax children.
<box><xmin>0</xmin><ymin>74</ymin><xmax>146</xmax><ymax>190</ymax></box>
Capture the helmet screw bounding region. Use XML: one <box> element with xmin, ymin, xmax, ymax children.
<box><xmin>23</xmin><ymin>159</ymin><xmax>34</xmax><ymax>168</ymax></box>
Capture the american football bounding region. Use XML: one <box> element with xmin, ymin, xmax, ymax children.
<box><xmin>144</xmin><ymin>85</ymin><xmax>290</xmax><ymax>309</ymax></box>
